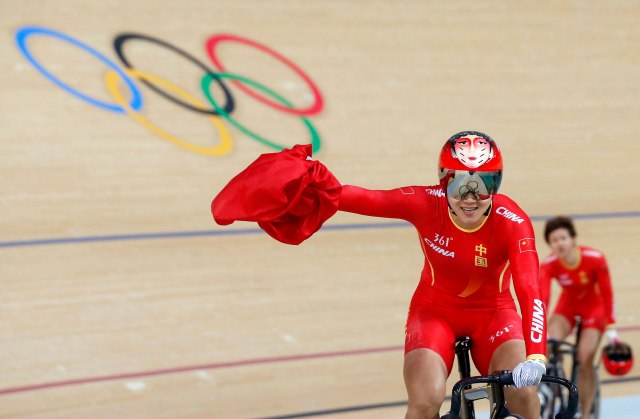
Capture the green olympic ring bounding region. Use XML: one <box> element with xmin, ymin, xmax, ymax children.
<box><xmin>201</xmin><ymin>72</ymin><xmax>321</xmax><ymax>153</ymax></box>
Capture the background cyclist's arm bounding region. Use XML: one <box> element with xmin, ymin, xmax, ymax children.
<box><xmin>539</xmin><ymin>261</ymin><xmax>553</xmax><ymax>311</ymax></box>
<box><xmin>597</xmin><ymin>254</ymin><xmax>616</xmax><ymax>326</ymax></box>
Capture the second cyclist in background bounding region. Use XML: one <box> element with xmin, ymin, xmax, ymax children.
<box><xmin>540</xmin><ymin>216</ymin><xmax>617</xmax><ymax>417</ymax></box>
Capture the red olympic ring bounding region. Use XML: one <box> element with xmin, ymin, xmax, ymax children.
<box><xmin>205</xmin><ymin>33</ymin><xmax>324</xmax><ymax>116</ymax></box>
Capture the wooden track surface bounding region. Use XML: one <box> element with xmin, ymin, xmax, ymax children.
<box><xmin>1</xmin><ymin>1</ymin><xmax>639</xmax><ymax>417</ymax></box>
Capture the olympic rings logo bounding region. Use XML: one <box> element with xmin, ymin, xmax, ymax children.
<box><xmin>14</xmin><ymin>26</ymin><xmax>325</xmax><ymax>156</ymax></box>
<box><xmin>458</xmin><ymin>181</ymin><xmax>480</xmax><ymax>197</ymax></box>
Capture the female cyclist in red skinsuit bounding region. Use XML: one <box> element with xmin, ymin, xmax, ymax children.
<box><xmin>212</xmin><ymin>131</ymin><xmax>548</xmax><ymax>419</ymax></box>
<box><xmin>337</xmin><ymin>132</ymin><xmax>546</xmax><ymax>419</ymax></box>
<box><xmin>541</xmin><ymin>216</ymin><xmax>617</xmax><ymax>417</ymax></box>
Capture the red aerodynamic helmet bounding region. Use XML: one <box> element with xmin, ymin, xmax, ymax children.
<box><xmin>602</xmin><ymin>341</ymin><xmax>634</xmax><ymax>376</ymax></box>
<box><xmin>438</xmin><ymin>131</ymin><xmax>503</xmax><ymax>200</ymax></box>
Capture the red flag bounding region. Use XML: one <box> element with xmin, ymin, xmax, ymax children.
<box><xmin>211</xmin><ymin>144</ymin><xmax>342</xmax><ymax>245</ymax></box>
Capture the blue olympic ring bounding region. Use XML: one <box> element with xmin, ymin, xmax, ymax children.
<box><xmin>15</xmin><ymin>26</ymin><xmax>144</xmax><ymax>113</ymax></box>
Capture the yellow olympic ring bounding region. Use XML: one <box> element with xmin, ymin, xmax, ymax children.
<box><xmin>105</xmin><ymin>69</ymin><xmax>233</xmax><ymax>156</ymax></box>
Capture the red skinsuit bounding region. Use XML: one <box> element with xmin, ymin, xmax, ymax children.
<box><xmin>339</xmin><ymin>185</ymin><xmax>546</xmax><ymax>374</ymax></box>
<box><xmin>540</xmin><ymin>246</ymin><xmax>615</xmax><ymax>332</ymax></box>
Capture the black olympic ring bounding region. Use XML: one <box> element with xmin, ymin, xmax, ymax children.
<box><xmin>113</xmin><ymin>32</ymin><xmax>235</xmax><ymax>115</ymax></box>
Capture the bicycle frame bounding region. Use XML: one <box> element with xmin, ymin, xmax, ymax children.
<box><xmin>454</xmin><ymin>337</ymin><xmax>475</xmax><ymax>418</ymax></box>
<box><xmin>448</xmin><ymin>337</ymin><xmax>516</xmax><ymax>419</ymax></box>
<box><xmin>443</xmin><ymin>336</ymin><xmax>579</xmax><ymax>419</ymax></box>
<box><xmin>442</xmin><ymin>373</ymin><xmax>578</xmax><ymax>419</ymax></box>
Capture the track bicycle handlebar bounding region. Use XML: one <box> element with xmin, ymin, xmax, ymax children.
<box><xmin>440</xmin><ymin>372</ymin><xmax>578</xmax><ymax>419</ymax></box>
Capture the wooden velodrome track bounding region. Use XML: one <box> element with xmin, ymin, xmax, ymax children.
<box><xmin>1</xmin><ymin>1</ymin><xmax>639</xmax><ymax>418</ymax></box>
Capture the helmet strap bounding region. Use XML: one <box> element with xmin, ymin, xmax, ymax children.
<box><xmin>484</xmin><ymin>203</ymin><xmax>492</xmax><ymax>217</ymax></box>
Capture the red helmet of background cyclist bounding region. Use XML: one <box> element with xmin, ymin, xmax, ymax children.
<box><xmin>438</xmin><ymin>131</ymin><xmax>503</xmax><ymax>198</ymax></box>
<box><xmin>602</xmin><ymin>341</ymin><xmax>634</xmax><ymax>376</ymax></box>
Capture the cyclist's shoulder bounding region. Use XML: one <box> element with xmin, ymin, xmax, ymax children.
<box><xmin>491</xmin><ymin>194</ymin><xmax>533</xmax><ymax>229</ymax></box>
<box><xmin>421</xmin><ymin>185</ymin><xmax>447</xmax><ymax>199</ymax></box>
<box><xmin>492</xmin><ymin>194</ymin><xmax>529</xmax><ymax>215</ymax></box>
<box><xmin>579</xmin><ymin>245</ymin><xmax>606</xmax><ymax>260</ymax></box>
<box><xmin>541</xmin><ymin>253</ymin><xmax>559</xmax><ymax>266</ymax></box>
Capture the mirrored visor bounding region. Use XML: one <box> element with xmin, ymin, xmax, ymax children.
<box><xmin>443</xmin><ymin>170</ymin><xmax>502</xmax><ymax>200</ymax></box>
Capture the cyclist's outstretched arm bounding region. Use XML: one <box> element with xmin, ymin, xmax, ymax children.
<box><xmin>508</xmin><ymin>218</ymin><xmax>547</xmax><ymax>362</ymax></box>
<box><xmin>338</xmin><ymin>184</ymin><xmax>421</xmax><ymax>221</ymax></box>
